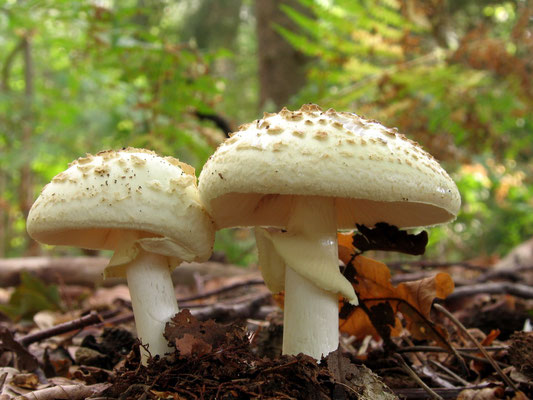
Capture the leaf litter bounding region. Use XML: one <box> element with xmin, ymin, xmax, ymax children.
<box><xmin>106</xmin><ymin>309</ymin><xmax>395</xmax><ymax>399</ymax></box>
<box><xmin>0</xmin><ymin>223</ymin><xmax>531</xmax><ymax>399</ymax></box>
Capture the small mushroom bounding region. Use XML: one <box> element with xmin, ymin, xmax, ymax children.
<box><xmin>198</xmin><ymin>104</ymin><xmax>460</xmax><ymax>359</ymax></box>
<box><xmin>27</xmin><ymin>148</ymin><xmax>214</xmax><ymax>363</ymax></box>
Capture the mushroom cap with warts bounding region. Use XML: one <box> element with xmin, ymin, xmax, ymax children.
<box><xmin>27</xmin><ymin>148</ymin><xmax>215</xmax><ymax>276</ymax></box>
<box><xmin>199</xmin><ymin>104</ymin><xmax>460</xmax><ymax>231</ymax></box>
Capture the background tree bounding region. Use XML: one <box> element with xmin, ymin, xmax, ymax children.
<box><xmin>0</xmin><ymin>0</ymin><xmax>531</xmax><ymax>262</ymax></box>
<box><xmin>256</xmin><ymin>0</ymin><xmax>310</xmax><ymax>109</ymax></box>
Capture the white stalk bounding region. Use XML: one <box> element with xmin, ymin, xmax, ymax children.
<box><xmin>283</xmin><ymin>266</ymin><xmax>339</xmax><ymax>358</ymax></box>
<box><xmin>278</xmin><ymin>196</ymin><xmax>340</xmax><ymax>359</ymax></box>
<box><xmin>126</xmin><ymin>249</ymin><xmax>179</xmax><ymax>364</ymax></box>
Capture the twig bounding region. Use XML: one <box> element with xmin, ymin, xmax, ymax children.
<box><xmin>176</xmin><ymin>279</ymin><xmax>265</xmax><ymax>302</ymax></box>
<box><xmin>18</xmin><ymin>310</ymin><xmax>119</xmax><ymax>347</ymax></box>
<box><xmin>434</xmin><ymin>303</ymin><xmax>520</xmax><ymax>392</ymax></box>
<box><xmin>98</xmin><ymin>292</ymin><xmax>272</xmax><ymax>329</ymax></box>
<box><xmin>403</xmin><ymin>336</ymin><xmax>426</xmax><ymax>366</ymax></box>
<box><xmin>188</xmin><ymin>292</ymin><xmax>272</xmax><ymax>322</ymax></box>
<box><xmin>387</xmin><ymin>260</ymin><xmax>486</xmax><ymax>271</ymax></box>
<box><xmin>391</xmin><ymin>384</ymin><xmax>492</xmax><ymax>400</ymax></box>
<box><xmin>393</xmin><ymin>353</ymin><xmax>444</xmax><ymax>400</ymax></box>
<box><xmin>446</xmin><ymin>282</ymin><xmax>533</xmax><ymax>300</ymax></box>
<box><xmin>260</xmin><ymin>360</ymin><xmax>300</xmax><ymax>374</ymax></box>
<box><xmin>428</xmin><ymin>360</ymin><xmax>470</xmax><ymax>386</ymax></box>
<box><xmin>458</xmin><ymin>353</ymin><xmax>510</xmax><ymax>368</ymax></box>
<box><xmin>419</xmin><ymin>365</ymin><xmax>457</xmax><ymax>389</ymax></box>
<box><xmin>397</xmin><ymin>345</ymin><xmax>508</xmax><ymax>354</ymax></box>
<box><xmin>18</xmin><ymin>279</ymin><xmax>269</xmax><ymax>346</ymax></box>
<box><xmin>476</xmin><ymin>264</ymin><xmax>533</xmax><ymax>283</ymax></box>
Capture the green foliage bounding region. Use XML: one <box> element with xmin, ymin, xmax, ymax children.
<box><xmin>0</xmin><ymin>0</ymin><xmax>228</xmax><ymax>256</ymax></box>
<box><xmin>0</xmin><ymin>0</ymin><xmax>530</xmax><ymax>262</ymax></box>
<box><xmin>0</xmin><ymin>272</ymin><xmax>62</xmax><ymax>321</ymax></box>
<box><xmin>280</xmin><ymin>0</ymin><xmax>533</xmax><ymax>259</ymax></box>
<box><xmin>428</xmin><ymin>158</ymin><xmax>533</xmax><ymax>258</ymax></box>
<box><xmin>214</xmin><ymin>229</ymin><xmax>257</xmax><ymax>266</ymax></box>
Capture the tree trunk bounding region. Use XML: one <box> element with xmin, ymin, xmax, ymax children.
<box><xmin>181</xmin><ymin>0</ymin><xmax>243</xmax><ymax>51</ymax></box>
<box><xmin>256</xmin><ymin>0</ymin><xmax>309</xmax><ymax>110</ymax></box>
<box><xmin>20</xmin><ymin>36</ymin><xmax>39</xmax><ymax>256</ymax></box>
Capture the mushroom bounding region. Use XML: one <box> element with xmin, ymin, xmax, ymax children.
<box><xmin>27</xmin><ymin>148</ymin><xmax>215</xmax><ymax>363</ymax></box>
<box><xmin>198</xmin><ymin>104</ymin><xmax>460</xmax><ymax>359</ymax></box>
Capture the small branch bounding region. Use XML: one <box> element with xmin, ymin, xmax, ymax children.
<box><xmin>434</xmin><ymin>303</ymin><xmax>520</xmax><ymax>392</ymax></box>
<box><xmin>397</xmin><ymin>345</ymin><xmax>508</xmax><ymax>354</ymax></box>
<box><xmin>99</xmin><ymin>293</ymin><xmax>272</xmax><ymax>328</ymax></box>
<box><xmin>391</xmin><ymin>384</ymin><xmax>491</xmax><ymax>400</ymax></box>
<box><xmin>387</xmin><ymin>260</ymin><xmax>486</xmax><ymax>271</ymax></box>
<box><xmin>18</xmin><ymin>310</ymin><xmax>119</xmax><ymax>347</ymax></box>
<box><xmin>176</xmin><ymin>278</ymin><xmax>265</xmax><ymax>302</ymax></box>
<box><xmin>428</xmin><ymin>360</ymin><xmax>470</xmax><ymax>386</ymax></box>
<box><xmin>17</xmin><ymin>288</ymin><xmax>271</xmax><ymax>348</ymax></box>
<box><xmin>188</xmin><ymin>292</ymin><xmax>272</xmax><ymax>322</ymax></box>
<box><xmin>393</xmin><ymin>353</ymin><xmax>444</xmax><ymax>400</ymax></box>
<box><xmin>446</xmin><ymin>282</ymin><xmax>533</xmax><ymax>301</ymax></box>
<box><xmin>475</xmin><ymin>264</ymin><xmax>533</xmax><ymax>283</ymax></box>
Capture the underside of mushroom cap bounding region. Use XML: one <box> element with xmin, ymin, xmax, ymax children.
<box><xmin>27</xmin><ymin>148</ymin><xmax>215</xmax><ymax>270</ymax></box>
<box><xmin>199</xmin><ymin>104</ymin><xmax>461</xmax><ymax>230</ymax></box>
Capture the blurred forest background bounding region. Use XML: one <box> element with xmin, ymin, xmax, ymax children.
<box><xmin>0</xmin><ymin>0</ymin><xmax>531</xmax><ymax>264</ymax></box>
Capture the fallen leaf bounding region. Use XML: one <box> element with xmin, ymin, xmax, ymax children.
<box><xmin>0</xmin><ymin>327</ymin><xmax>38</xmax><ymax>371</ymax></box>
<box><xmin>150</xmin><ymin>390</ymin><xmax>186</xmax><ymax>399</ymax></box>
<box><xmin>164</xmin><ymin>309</ymin><xmax>246</xmax><ymax>357</ymax></box>
<box><xmin>339</xmin><ymin>255</ymin><xmax>454</xmax><ymax>349</ymax></box>
<box><xmin>174</xmin><ymin>333</ymin><xmax>212</xmax><ymax>357</ymax></box>
<box><xmin>337</xmin><ymin>232</ymin><xmax>355</xmax><ymax>264</ymax></box>
<box><xmin>11</xmin><ymin>373</ymin><xmax>39</xmax><ymax>390</ymax></box>
<box><xmin>457</xmin><ymin>387</ymin><xmax>504</xmax><ymax>400</ymax></box>
<box><xmin>0</xmin><ymin>272</ymin><xmax>62</xmax><ymax>321</ymax></box>
<box><xmin>470</xmin><ymin>329</ymin><xmax>501</xmax><ymax>374</ymax></box>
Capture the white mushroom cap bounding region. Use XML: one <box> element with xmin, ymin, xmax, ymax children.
<box><xmin>199</xmin><ymin>104</ymin><xmax>460</xmax><ymax>230</ymax></box>
<box><xmin>27</xmin><ymin>148</ymin><xmax>215</xmax><ymax>277</ymax></box>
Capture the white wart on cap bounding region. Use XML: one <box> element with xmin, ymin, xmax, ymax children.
<box><xmin>199</xmin><ymin>104</ymin><xmax>460</xmax><ymax>360</ymax></box>
<box><xmin>27</xmin><ymin>148</ymin><xmax>215</xmax><ymax>363</ymax></box>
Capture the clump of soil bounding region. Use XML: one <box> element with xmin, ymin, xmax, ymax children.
<box><xmin>105</xmin><ymin>310</ymin><xmax>396</xmax><ymax>400</ymax></box>
<box><xmin>508</xmin><ymin>331</ymin><xmax>533</xmax><ymax>378</ymax></box>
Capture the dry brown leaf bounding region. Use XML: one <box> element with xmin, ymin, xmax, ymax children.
<box><xmin>275</xmin><ymin>233</ymin><xmax>454</xmax><ymax>346</ymax></box>
<box><xmin>164</xmin><ymin>310</ymin><xmax>227</xmax><ymax>356</ymax></box>
<box><xmin>471</xmin><ymin>329</ymin><xmax>501</xmax><ymax>374</ymax></box>
<box><xmin>457</xmin><ymin>387</ymin><xmax>504</xmax><ymax>400</ymax></box>
<box><xmin>338</xmin><ymin>232</ymin><xmax>355</xmax><ymax>264</ymax></box>
<box><xmin>339</xmin><ymin>251</ymin><xmax>454</xmax><ymax>348</ymax></box>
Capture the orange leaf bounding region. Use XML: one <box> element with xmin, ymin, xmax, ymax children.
<box><xmin>338</xmin><ymin>232</ymin><xmax>356</xmax><ymax>264</ymax></box>
<box><xmin>481</xmin><ymin>329</ymin><xmax>500</xmax><ymax>347</ymax></box>
<box><xmin>471</xmin><ymin>329</ymin><xmax>501</xmax><ymax>373</ymax></box>
<box><xmin>339</xmin><ymin>255</ymin><xmax>454</xmax><ymax>348</ymax></box>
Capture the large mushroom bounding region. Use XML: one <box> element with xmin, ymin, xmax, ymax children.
<box><xmin>27</xmin><ymin>148</ymin><xmax>215</xmax><ymax>363</ymax></box>
<box><xmin>199</xmin><ymin>104</ymin><xmax>460</xmax><ymax>359</ymax></box>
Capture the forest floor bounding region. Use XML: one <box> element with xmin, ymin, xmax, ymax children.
<box><xmin>0</xmin><ymin>239</ymin><xmax>532</xmax><ymax>400</ymax></box>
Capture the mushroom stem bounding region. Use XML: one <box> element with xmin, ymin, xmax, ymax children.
<box><xmin>284</xmin><ymin>265</ymin><xmax>339</xmax><ymax>358</ymax></box>
<box><xmin>126</xmin><ymin>249</ymin><xmax>179</xmax><ymax>363</ymax></box>
<box><xmin>281</xmin><ymin>196</ymin><xmax>340</xmax><ymax>359</ymax></box>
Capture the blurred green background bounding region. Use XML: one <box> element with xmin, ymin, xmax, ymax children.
<box><xmin>0</xmin><ymin>0</ymin><xmax>531</xmax><ymax>264</ymax></box>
